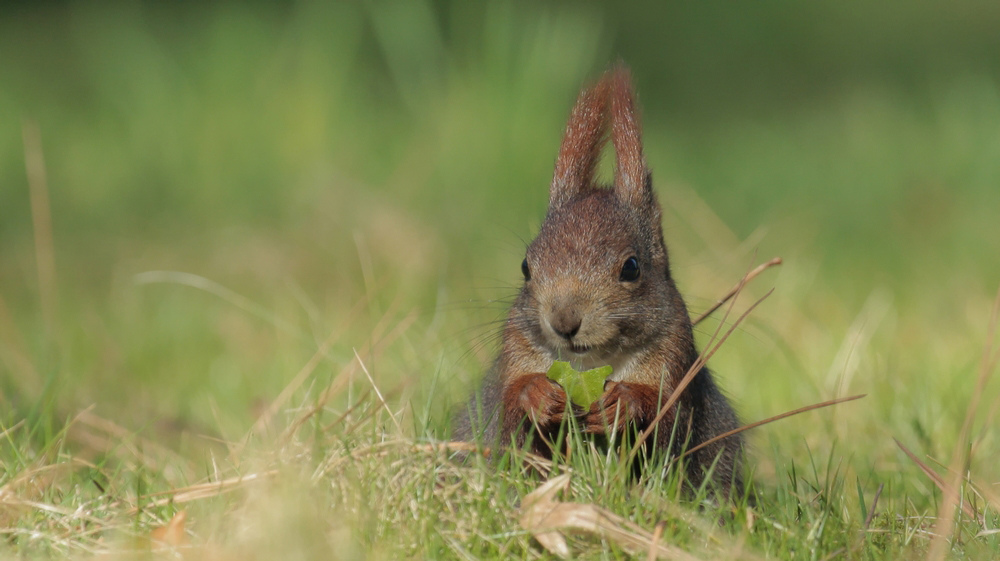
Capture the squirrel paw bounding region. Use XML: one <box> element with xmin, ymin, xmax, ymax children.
<box><xmin>507</xmin><ymin>373</ymin><xmax>569</xmax><ymax>427</ymax></box>
<box><xmin>582</xmin><ymin>381</ymin><xmax>662</xmax><ymax>434</ymax></box>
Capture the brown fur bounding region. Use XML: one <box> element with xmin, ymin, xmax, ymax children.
<box><xmin>453</xmin><ymin>66</ymin><xmax>744</xmax><ymax>498</ymax></box>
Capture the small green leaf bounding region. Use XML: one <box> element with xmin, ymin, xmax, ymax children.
<box><xmin>546</xmin><ymin>361</ymin><xmax>613</xmax><ymax>408</ymax></box>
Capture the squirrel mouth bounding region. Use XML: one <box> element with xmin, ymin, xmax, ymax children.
<box><xmin>568</xmin><ymin>342</ymin><xmax>591</xmax><ymax>354</ymax></box>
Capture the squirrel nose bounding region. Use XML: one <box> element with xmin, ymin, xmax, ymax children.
<box><xmin>549</xmin><ymin>308</ymin><xmax>582</xmax><ymax>340</ymax></box>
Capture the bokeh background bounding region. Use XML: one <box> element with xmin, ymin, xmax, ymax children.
<box><xmin>2</xmin><ymin>1</ymin><xmax>999</xmax><ymax>496</ymax></box>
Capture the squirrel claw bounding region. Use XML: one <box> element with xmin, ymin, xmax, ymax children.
<box><xmin>513</xmin><ymin>373</ymin><xmax>569</xmax><ymax>427</ymax></box>
<box><xmin>582</xmin><ymin>381</ymin><xmax>664</xmax><ymax>435</ymax></box>
<box><xmin>582</xmin><ymin>381</ymin><xmax>631</xmax><ymax>434</ymax></box>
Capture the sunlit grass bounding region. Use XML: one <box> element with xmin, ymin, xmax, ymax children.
<box><xmin>1</xmin><ymin>2</ymin><xmax>999</xmax><ymax>559</ymax></box>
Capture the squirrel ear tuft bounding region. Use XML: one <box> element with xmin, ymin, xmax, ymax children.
<box><xmin>550</xmin><ymin>65</ymin><xmax>655</xmax><ymax>212</ymax></box>
<box><xmin>549</xmin><ymin>76</ymin><xmax>611</xmax><ymax>209</ymax></box>
<box><xmin>609</xmin><ymin>65</ymin><xmax>653</xmax><ymax>210</ymax></box>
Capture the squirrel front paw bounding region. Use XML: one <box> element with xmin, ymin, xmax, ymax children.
<box><xmin>582</xmin><ymin>381</ymin><xmax>664</xmax><ymax>434</ymax></box>
<box><xmin>504</xmin><ymin>373</ymin><xmax>569</xmax><ymax>427</ymax></box>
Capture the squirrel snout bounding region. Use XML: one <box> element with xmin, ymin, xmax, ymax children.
<box><xmin>547</xmin><ymin>307</ymin><xmax>583</xmax><ymax>341</ymax></box>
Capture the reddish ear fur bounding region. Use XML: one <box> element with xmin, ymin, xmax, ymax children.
<box><xmin>549</xmin><ymin>76</ymin><xmax>610</xmax><ymax>208</ymax></box>
<box><xmin>609</xmin><ymin>66</ymin><xmax>650</xmax><ymax>208</ymax></box>
<box><xmin>549</xmin><ymin>66</ymin><xmax>652</xmax><ymax>210</ymax></box>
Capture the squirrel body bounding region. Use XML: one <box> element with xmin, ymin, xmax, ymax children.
<box><xmin>455</xmin><ymin>67</ymin><xmax>744</xmax><ymax>497</ymax></box>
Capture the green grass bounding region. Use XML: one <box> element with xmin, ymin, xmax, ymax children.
<box><xmin>1</xmin><ymin>1</ymin><xmax>999</xmax><ymax>559</ymax></box>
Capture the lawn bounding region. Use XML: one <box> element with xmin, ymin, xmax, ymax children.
<box><xmin>1</xmin><ymin>1</ymin><xmax>998</xmax><ymax>559</ymax></box>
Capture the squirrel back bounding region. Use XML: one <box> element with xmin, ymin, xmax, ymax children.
<box><xmin>454</xmin><ymin>66</ymin><xmax>744</xmax><ymax>497</ymax></box>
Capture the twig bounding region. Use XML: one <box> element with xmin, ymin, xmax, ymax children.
<box><xmin>847</xmin><ymin>481</ymin><xmax>884</xmax><ymax>555</ymax></box>
<box><xmin>676</xmin><ymin>394</ymin><xmax>866</xmax><ymax>462</ymax></box>
<box><xmin>894</xmin><ymin>438</ymin><xmax>975</xmax><ymax>519</ymax></box>
<box><xmin>863</xmin><ymin>483</ymin><xmax>883</xmax><ymax>531</ymax></box>
<box><xmin>627</xmin><ymin>288</ymin><xmax>773</xmax><ymax>464</ymax></box>
<box><xmin>691</xmin><ymin>257</ymin><xmax>782</xmax><ymax>326</ymax></box>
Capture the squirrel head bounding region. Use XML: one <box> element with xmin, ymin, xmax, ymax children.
<box><xmin>511</xmin><ymin>66</ymin><xmax>693</xmax><ymax>373</ymax></box>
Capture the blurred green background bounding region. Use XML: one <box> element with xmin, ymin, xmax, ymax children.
<box><xmin>1</xmin><ymin>0</ymin><xmax>998</xmax><ymax>487</ymax></box>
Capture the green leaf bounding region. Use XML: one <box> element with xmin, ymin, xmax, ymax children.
<box><xmin>546</xmin><ymin>361</ymin><xmax>613</xmax><ymax>409</ymax></box>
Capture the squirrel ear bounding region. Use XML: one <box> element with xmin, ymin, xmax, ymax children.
<box><xmin>549</xmin><ymin>77</ymin><xmax>611</xmax><ymax>209</ymax></box>
<box><xmin>609</xmin><ymin>66</ymin><xmax>654</xmax><ymax>210</ymax></box>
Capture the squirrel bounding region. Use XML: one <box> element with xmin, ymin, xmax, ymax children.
<box><xmin>454</xmin><ymin>66</ymin><xmax>744</xmax><ymax>497</ymax></box>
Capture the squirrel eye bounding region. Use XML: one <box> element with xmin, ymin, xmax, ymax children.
<box><xmin>620</xmin><ymin>256</ymin><xmax>640</xmax><ymax>282</ymax></box>
<box><xmin>521</xmin><ymin>258</ymin><xmax>531</xmax><ymax>281</ymax></box>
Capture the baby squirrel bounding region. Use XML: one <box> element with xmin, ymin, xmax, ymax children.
<box><xmin>455</xmin><ymin>66</ymin><xmax>743</xmax><ymax>497</ymax></box>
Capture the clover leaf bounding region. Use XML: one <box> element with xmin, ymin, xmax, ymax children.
<box><xmin>546</xmin><ymin>361</ymin><xmax>612</xmax><ymax>409</ymax></box>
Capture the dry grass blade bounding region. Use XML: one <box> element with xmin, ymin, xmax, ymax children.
<box><xmin>281</xmin><ymin>310</ymin><xmax>417</xmax><ymax>443</ymax></box>
<box><xmin>863</xmin><ymin>483</ymin><xmax>884</xmax><ymax>530</ymax></box>
<box><xmin>628</xmin><ymin>288</ymin><xmax>773</xmax><ymax>464</ymax></box>
<box><xmin>1</xmin><ymin>463</ymin><xmax>81</xmax><ymax>515</ymax></box>
<box><xmin>0</xmin><ymin>419</ymin><xmax>25</xmax><ymax>441</ymax></box>
<box><xmin>0</xmin><ymin>458</ymin><xmax>108</xmax><ymax>530</ymax></box>
<box><xmin>415</xmin><ymin>442</ymin><xmax>482</xmax><ymax>454</ymax></box>
<box><xmin>132</xmin><ymin>470</ymin><xmax>278</xmax><ymax>512</ymax></box>
<box><xmin>22</xmin><ymin>120</ymin><xmax>58</xmax><ymax>340</ymax></box>
<box><xmin>625</xmin><ymin>255</ymin><xmax>778</xmax><ymax>463</ymax></box>
<box><xmin>818</xmin><ymin>547</ymin><xmax>846</xmax><ymax>561</ymax></box>
<box><xmin>970</xmin><ymin>474</ymin><xmax>1000</xmax><ymax>514</ymax></box>
<box><xmin>677</xmin><ymin>394</ymin><xmax>866</xmax><ymax>462</ymax></box>
<box><xmin>926</xmin><ymin>285</ymin><xmax>999</xmax><ymax>561</ymax></box>
<box><xmin>648</xmin><ymin>521</ymin><xmax>666</xmax><ymax>561</ymax></box>
<box><xmin>134</xmin><ymin>271</ymin><xmax>301</xmax><ymax>337</ymax></box>
<box><xmin>248</xmin><ymin>323</ymin><xmax>348</xmax><ymax>439</ymax></box>
<box><xmin>354</xmin><ymin>348</ymin><xmax>403</xmax><ymax>434</ymax></box>
<box><xmin>280</xmin><ymin>361</ymin><xmax>359</xmax><ymax>444</ymax></box>
<box><xmin>519</xmin><ymin>474</ymin><xmax>702</xmax><ymax>560</ymax></box>
<box><xmin>691</xmin><ymin>257</ymin><xmax>782</xmax><ymax>326</ymax></box>
<box><xmin>70</xmin><ymin>408</ymin><xmax>190</xmax><ymax>474</ymax></box>
<box><xmin>893</xmin><ymin>438</ymin><xmax>975</xmax><ymax>520</ymax></box>
<box><xmin>847</xmin><ymin>482</ymin><xmax>885</xmax><ymax>555</ymax></box>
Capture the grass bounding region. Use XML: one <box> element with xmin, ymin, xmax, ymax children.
<box><xmin>1</xmin><ymin>1</ymin><xmax>999</xmax><ymax>559</ymax></box>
